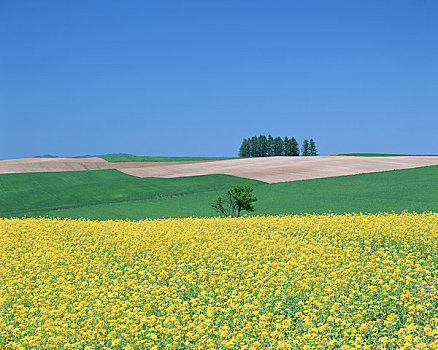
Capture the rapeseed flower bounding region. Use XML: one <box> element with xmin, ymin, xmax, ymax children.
<box><xmin>0</xmin><ymin>213</ymin><xmax>437</xmax><ymax>348</ymax></box>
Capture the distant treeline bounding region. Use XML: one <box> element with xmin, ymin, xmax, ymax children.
<box><xmin>239</xmin><ymin>135</ymin><xmax>318</xmax><ymax>157</ymax></box>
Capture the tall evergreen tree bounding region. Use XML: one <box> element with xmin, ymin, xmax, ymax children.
<box><xmin>249</xmin><ymin>136</ymin><xmax>257</xmax><ymax>157</ymax></box>
<box><xmin>283</xmin><ymin>136</ymin><xmax>290</xmax><ymax>156</ymax></box>
<box><xmin>254</xmin><ymin>135</ymin><xmax>259</xmax><ymax>157</ymax></box>
<box><xmin>239</xmin><ymin>135</ymin><xmax>304</xmax><ymax>157</ymax></box>
<box><xmin>309</xmin><ymin>138</ymin><xmax>318</xmax><ymax>156</ymax></box>
<box><xmin>259</xmin><ymin>135</ymin><xmax>268</xmax><ymax>157</ymax></box>
<box><xmin>290</xmin><ymin>137</ymin><xmax>299</xmax><ymax>156</ymax></box>
<box><xmin>283</xmin><ymin>136</ymin><xmax>299</xmax><ymax>156</ymax></box>
<box><xmin>254</xmin><ymin>136</ymin><xmax>259</xmax><ymax>157</ymax></box>
<box><xmin>267</xmin><ymin>135</ymin><xmax>274</xmax><ymax>157</ymax></box>
<box><xmin>273</xmin><ymin>137</ymin><xmax>284</xmax><ymax>156</ymax></box>
<box><xmin>238</xmin><ymin>138</ymin><xmax>250</xmax><ymax>157</ymax></box>
<box><xmin>301</xmin><ymin>139</ymin><xmax>310</xmax><ymax>156</ymax></box>
<box><xmin>255</xmin><ymin>135</ymin><xmax>262</xmax><ymax>157</ymax></box>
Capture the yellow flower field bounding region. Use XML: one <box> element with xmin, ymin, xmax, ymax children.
<box><xmin>1</xmin><ymin>213</ymin><xmax>438</xmax><ymax>349</ymax></box>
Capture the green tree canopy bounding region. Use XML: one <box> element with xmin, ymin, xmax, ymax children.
<box><xmin>211</xmin><ymin>184</ymin><xmax>257</xmax><ymax>218</ymax></box>
<box><xmin>267</xmin><ymin>135</ymin><xmax>274</xmax><ymax>157</ymax></box>
<box><xmin>238</xmin><ymin>138</ymin><xmax>250</xmax><ymax>157</ymax></box>
<box><xmin>302</xmin><ymin>139</ymin><xmax>310</xmax><ymax>156</ymax></box>
<box><xmin>273</xmin><ymin>137</ymin><xmax>284</xmax><ymax>156</ymax></box>
<box><xmin>238</xmin><ymin>135</ymin><xmax>313</xmax><ymax>157</ymax></box>
<box><xmin>249</xmin><ymin>136</ymin><xmax>258</xmax><ymax>157</ymax></box>
<box><xmin>258</xmin><ymin>134</ymin><xmax>268</xmax><ymax>157</ymax></box>
<box><xmin>283</xmin><ymin>136</ymin><xmax>290</xmax><ymax>155</ymax></box>
<box><xmin>290</xmin><ymin>137</ymin><xmax>300</xmax><ymax>156</ymax></box>
<box><xmin>309</xmin><ymin>138</ymin><xmax>318</xmax><ymax>156</ymax></box>
<box><xmin>284</xmin><ymin>136</ymin><xmax>300</xmax><ymax>156</ymax></box>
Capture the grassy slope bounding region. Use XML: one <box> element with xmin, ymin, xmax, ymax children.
<box><xmin>0</xmin><ymin>170</ymin><xmax>263</xmax><ymax>218</ymax></box>
<box><xmin>42</xmin><ymin>165</ymin><xmax>438</xmax><ymax>220</ymax></box>
<box><xmin>338</xmin><ymin>153</ymin><xmax>438</xmax><ymax>157</ymax></box>
<box><xmin>98</xmin><ymin>156</ymin><xmax>238</xmax><ymax>162</ymax></box>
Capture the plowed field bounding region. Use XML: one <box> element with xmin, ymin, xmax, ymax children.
<box><xmin>2</xmin><ymin>156</ymin><xmax>438</xmax><ymax>183</ymax></box>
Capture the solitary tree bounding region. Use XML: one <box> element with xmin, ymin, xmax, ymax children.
<box><xmin>211</xmin><ymin>185</ymin><xmax>257</xmax><ymax>218</ymax></box>
<box><xmin>309</xmin><ymin>138</ymin><xmax>318</xmax><ymax>156</ymax></box>
<box><xmin>211</xmin><ymin>194</ymin><xmax>236</xmax><ymax>217</ymax></box>
<box><xmin>301</xmin><ymin>139</ymin><xmax>310</xmax><ymax>156</ymax></box>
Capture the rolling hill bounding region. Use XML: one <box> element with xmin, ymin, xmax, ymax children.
<box><xmin>1</xmin><ymin>165</ymin><xmax>437</xmax><ymax>220</ymax></box>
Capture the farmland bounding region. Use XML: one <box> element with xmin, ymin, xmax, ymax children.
<box><xmin>338</xmin><ymin>153</ymin><xmax>438</xmax><ymax>157</ymax></box>
<box><xmin>98</xmin><ymin>156</ymin><xmax>238</xmax><ymax>162</ymax></box>
<box><xmin>2</xmin><ymin>156</ymin><xmax>438</xmax><ymax>350</ymax></box>
<box><xmin>4</xmin><ymin>156</ymin><xmax>438</xmax><ymax>183</ymax></box>
<box><xmin>1</xmin><ymin>165</ymin><xmax>437</xmax><ymax>220</ymax></box>
<box><xmin>2</xmin><ymin>213</ymin><xmax>438</xmax><ymax>349</ymax></box>
<box><xmin>0</xmin><ymin>170</ymin><xmax>261</xmax><ymax>218</ymax></box>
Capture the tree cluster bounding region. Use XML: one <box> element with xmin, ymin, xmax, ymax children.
<box><xmin>301</xmin><ymin>139</ymin><xmax>318</xmax><ymax>156</ymax></box>
<box><xmin>238</xmin><ymin>135</ymin><xmax>318</xmax><ymax>157</ymax></box>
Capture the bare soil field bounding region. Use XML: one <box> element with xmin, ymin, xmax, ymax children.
<box><xmin>120</xmin><ymin>156</ymin><xmax>438</xmax><ymax>183</ymax></box>
<box><xmin>2</xmin><ymin>156</ymin><xmax>438</xmax><ymax>183</ymax></box>
<box><xmin>0</xmin><ymin>158</ymin><xmax>208</xmax><ymax>174</ymax></box>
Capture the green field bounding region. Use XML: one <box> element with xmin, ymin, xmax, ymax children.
<box><xmin>98</xmin><ymin>156</ymin><xmax>238</xmax><ymax>162</ymax></box>
<box><xmin>338</xmin><ymin>153</ymin><xmax>438</xmax><ymax>157</ymax></box>
<box><xmin>0</xmin><ymin>170</ymin><xmax>261</xmax><ymax>218</ymax></box>
<box><xmin>2</xmin><ymin>165</ymin><xmax>438</xmax><ymax>220</ymax></box>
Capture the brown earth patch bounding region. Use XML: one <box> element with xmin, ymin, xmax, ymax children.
<box><xmin>119</xmin><ymin>156</ymin><xmax>438</xmax><ymax>183</ymax></box>
<box><xmin>0</xmin><ymin>157</ymin><xmax>212</xmax><ymax>174</ymax></box>
<box><xmin>2</xmin><ymin>156</ymin><xmax>438</xmax><ymax>183</ymax></box>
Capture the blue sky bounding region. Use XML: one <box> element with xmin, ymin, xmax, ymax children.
<box><xmin>1</xmin><ymin>0</ymin><xmax>437</xmax><ymax>159</ymax></box>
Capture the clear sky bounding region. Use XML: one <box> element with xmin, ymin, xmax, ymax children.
<box><xmin>1</xmin><ymin>1</ymin><xmax>437</xmax><ymax>159</ymax></box>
